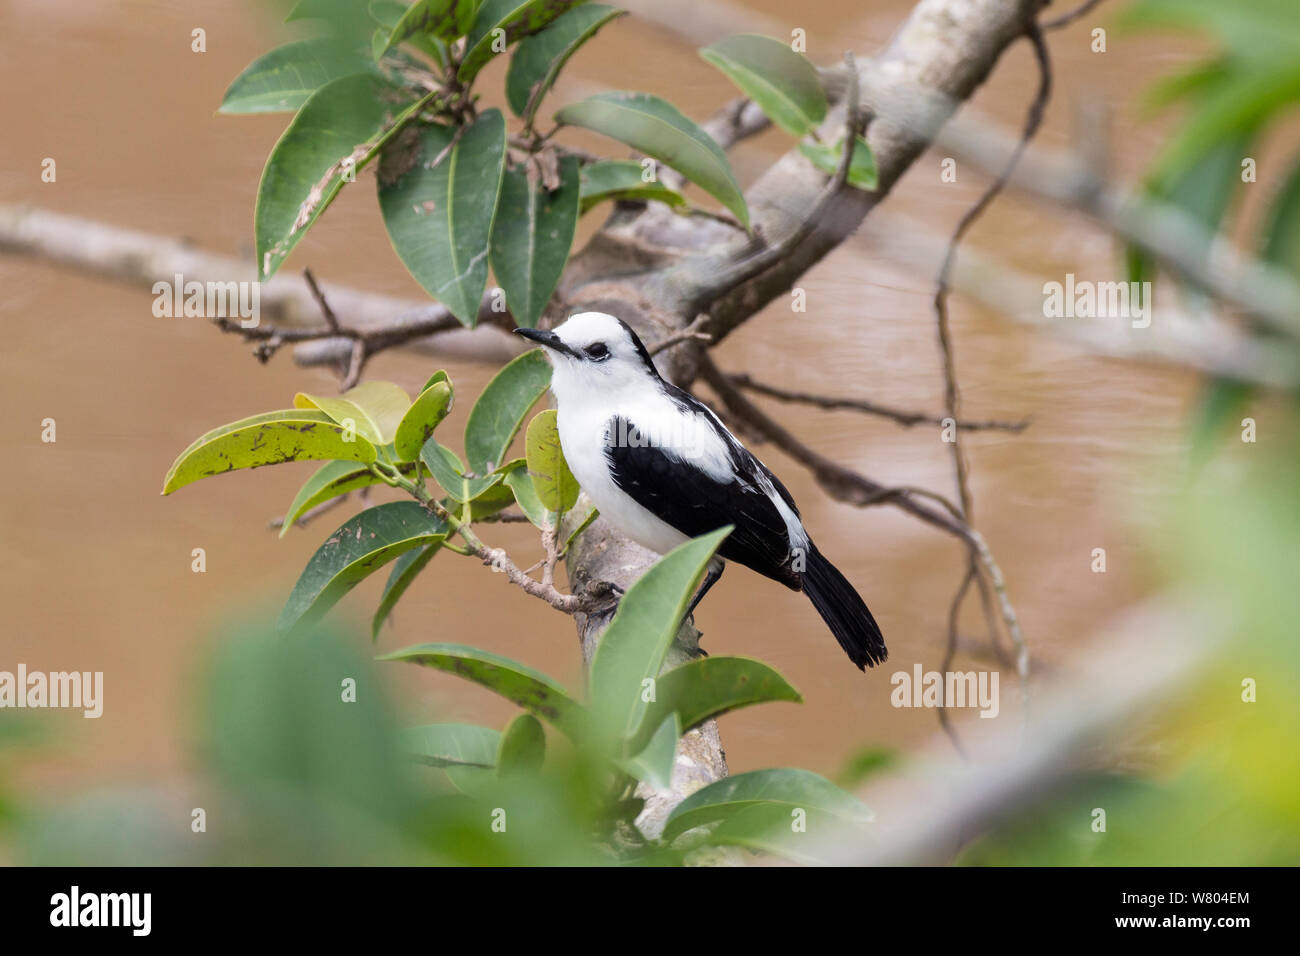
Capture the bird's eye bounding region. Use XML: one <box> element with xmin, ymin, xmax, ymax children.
<box><xmin>584</xmin><ymin>342</ymin><xmax>610</xmax><ymax>361</ymax></box>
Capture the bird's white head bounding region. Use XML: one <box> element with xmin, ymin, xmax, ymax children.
<box><xmin>514</xmin><ymin>311</ymin><xmax>660</xmax><ymax>406</ymax></box>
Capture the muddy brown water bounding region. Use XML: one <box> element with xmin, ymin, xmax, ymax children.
<box><xmin>1</xmin><ymin>1</ymin><xmax>1216</xmax><ymax>799</ymax></box>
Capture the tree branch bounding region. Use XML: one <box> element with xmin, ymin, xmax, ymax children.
<box><xmin>725</xmin><ymin>373</ymin><xmax>1030</xmax><ymax>433</ymax></box>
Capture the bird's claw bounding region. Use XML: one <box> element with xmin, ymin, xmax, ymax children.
<box><xmin>582</xmin><ymin>579</ymin><xmax>625</xmax><ymax>614</ymax></box>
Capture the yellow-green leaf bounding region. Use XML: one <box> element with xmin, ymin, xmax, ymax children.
<box><xmin>393</xmin><ymin>380</ymin><xmax>454</xmax><ymax>461</ymax></box>
<box><xmin>294</xmin><ymin>381</ymin><xmax>412</xmax><ymax>446</ymax></box>
<box><xmin>162</xmin><ymin>409</ymin><xmax>377</xmax><ymax>495</ymax></box>
<box><xmin>524</xmin><ymin>409</ymin><xmax>579</xmax><ymax>513</ymax></box>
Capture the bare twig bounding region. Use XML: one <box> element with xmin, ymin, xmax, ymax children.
<box><xmin>303</xmin><ymin>267</ymin><xmax>340</xmax><ymax>332</ymax></box>
<box><xmin>930</xmin><ymin>21</ymin><xmax>1050</xmax><ymax>693</ymax></box>
<box><xmin>649</xmin><ymin>315</ymin><xmax>714</xmax><ymax>356</ymax></box>
<box><xmin>267</xmin><ymin>493</ymin><xmax>352</xmax><ymax>531</ymax></box>
<box><xmin>1042</xmin><ymin>0</ymin><xmax>1107</xmax><ymax>31</ymax></box>
<box><xmin>699</xmin><ymin>352</ymin><xmax>1027</xmax><ymax>676</ymax></box>
<box><xmin>726</xmin><ymin>373</ymin><xmax>1031</xmax><ymax>433</ymax></box>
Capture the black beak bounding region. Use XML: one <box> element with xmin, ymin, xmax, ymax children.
<box><xmin>514</xmin><ymin>327</ymin><xmax>576</xmax><ymax>357</ymax></box>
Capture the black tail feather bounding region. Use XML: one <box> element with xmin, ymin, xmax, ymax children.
<box><xmin>801</xmin><ymin>543</ymin><xmax>887</xmax><ymax>670</ymax></box>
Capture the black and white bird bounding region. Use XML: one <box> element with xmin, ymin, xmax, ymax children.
<box><xmin>515</xmin><ymin>312</ymin><xmax>886</xmax><ymax>670</ymax></box>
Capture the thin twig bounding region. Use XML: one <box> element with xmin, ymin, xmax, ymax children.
<box><xmin>700</xmin><ymin>353</ymin><xmax>1026</xmax><ymax>664</ymax></box>
<box><xmin>267</xmin><ymin>493</ymin><xmax>351</xmax><ymax>531</ymax></box>
<box><xmin>303</xmin><ymin>268</ymin><xmax>340</xmax><ymax>332</ymax></box>
<box><xmin>1042</xmin><ymin>0</ymin><xmax>1107</xmax><ymax>31</ymax></box>
<box><xmin>931</xmin><ymin>21</ymin><xmax>1050</xmax><ymax>698</ymax></box>
<box><xmin>727</xmin><ymin>373</ymin><xmax>1031</xmax><ymax>433</ymax></box>
<box><xmin>937</xmin><ymin>564</ymin><xmax>975</xmax><ymax>759</ymax></box>
<box><xmin>649</xmin><ymin>315</ymin><xmax>714</xmax><ymax>356</ymax></box>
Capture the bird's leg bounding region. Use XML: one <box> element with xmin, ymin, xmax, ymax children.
<box><xmin>582</xmin><ymin>579</ymin><xmax>625</xmax><ymax>614</ymax></box>
<box><xmin>685</xmin><ymin>558</ymin><xmax>725</xmax><ymax>620</ymax></box>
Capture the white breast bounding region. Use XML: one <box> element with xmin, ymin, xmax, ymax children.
<box><xmin>556</xmin><ymin>394</ymin><xmax>691</xmax><ymax>557</ymax></box>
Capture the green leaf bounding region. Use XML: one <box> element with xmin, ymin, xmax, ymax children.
<box><xmin>1128</xmin><ymin>132</ymin><xmax>1254</xmax><ymax>293</ymax></box>
<box><xmin>421</xmin><ymin>369</ymin><xmax>453</xmax><ymax>394</ymax></box>
<box><xmin>219</xmin><ymin>39</ymin><xmax>372</xmax><ymax>114</ymax></box>
<box><xmin>398</xmin><ymin>722</ymin><xmax>499</xmax><ymax>767</ymax></box>
<box><xmin>287</xmin><ymin>0</ymin><xmax>376</xmax><ymax>33</ymax></box>
<box><xmin>506</xmin><ymin>4</ymin><xmax>626</xmax><ymax>122</ymax></box>
<box><xmin>1151</xmin><ymin>65</ymin><xmax>1300</xmax><ymax>186</ymax></box>
<box><xmin>463</xmin><ymin>347</ymin><xmax>552</xmax><ymax>473</ymax></box>
<box><xmin>578</xmin><ymin>159</ymin><xmax>688</xmax><ymax>213</ymax></box>
<box><xmin>698</xmin><ymin>802</ymin><xmax>860</xmax><ymax>863</ymax></box>
<box><xmin>255</xmin><ymin>73</ymin><xmax>423</xmax><ymax>280</ymax></box>
<box><xmin>496</xmin><ymin>713</ymin><xmax>546</xmax><ymax>776</ymax></box>
<box><xmin>393</xmin><ymin>380</ymin><xmax>454</xmax><ymax>461</ymax></box>
<box><xmin>379</xmin><ymin>642</ymin><xmax>589</xmax><ymax>740</ymax></box>
<box><xmin>371</xmin><ymin>538</ymin><xmax>444</xmax><ymax>640</ymax></box>
<box><xmin>502</xmin><ymin>460</ymin><xmax>550</xmax><ymax>528</ymax></box>
<box><xmin>559</xmin><ymin>504</ymin><xmax>597</xmax><ymax>555</ymax></box>
<box><xmin>662</xmin><ymin>767</ymin><xmax>872</xmax><ymax>842</ymax></box>
<box><xmin>588</xmin><ymin>527</ymin><xmax>732</xmax><ymax>744</ymax></box>
<box><xmin>294</xmin><ymin>381</ymin><xmax>412</xmax><ymax>446</ymax></box>
<box><xmin>627</xmin><ymin>656</ymin><xmax>801</xmax><ymax>753</ymax></box>
<box><xmin>523</xmin><ymin>408</ymin><xmax>580</xmax><ymax>513</ymax></box>
<box><xmin>459</xmin><ymin>0</ymin><xmax>587</xmax><ymax>84</ymax></box>
<box><xmin>381</xmin><ymin>0</ymin><xmax>482</xmax><ymax>46</ymax></box>
<box><xmin>280</xmin><ymin>459</ymin><xmax>404</xmax><ymax>539</ymax></box>
<box><xmin>698</xmin><ymin>34</ymin><xmax>826</xmax><ymax>137</ymax></box>
<box><xmin>554</xmin><ymin>92</ymin><xmax>749</xmax><ymax>227</ymax></box>
<box><xmin>617</xmin><ymin>713</ymin><xmax>679</xmax><ymax>790</ymax></box>
<box><xmin>836</xmin><ymin>746</ymin><xmax>900</xmax><ymax>789</ymax></box>
<box><xmin>798</xmin><ymin>135</ymin><xmax>878</xmax><ymax>190</ymax></box>
<box><xmin>420</xmin><ymin>440</ymin><xmax>504</xmax><ymax>501</ymax></box>
<box><xmin>490</xmin><ymin>156</ymin><xmax>580</xmax><ymax>328</ymax></box>
<box><xmin>377</xmin><ymin>111</ymin><xmax>507</xmax><ymax>325</ymax></box>
<box><xmin>162</xmin><ymin>410</ymin><xmax>377</xmax><ymax>495</ymax></box>
<box><xmin>278</xmin><ymin>501</ymin><xmax>449</xmax><ymax>632</ymax></box>
<box><xmin>1261</xmin><ymin>151</ymin><xmax>1300</xmax><ymax>275</ymax></box>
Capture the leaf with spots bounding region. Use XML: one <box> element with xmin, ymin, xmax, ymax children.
<box><xmin>524</xmin><ymin>408</ymin><xmax>580</xmax><ymax>513</ymax></box>
<box><xmin>295</xmin><ymin>380</ymin><xmax>412</xmax><ymax>446</ymax></box>
<box><xmin>162</xmin><ymin>409</ymin><xmax>377</xmax><ymax>495</ymax></box>
<box><xmin>459</xmin><ymin>0</ymin><xmax>589</xmax><ymax>84</ymax></box>
<box><xmin>393</xmin><ymin>380</ymin><xmax>454</xmax><ymax>461</ymax></box>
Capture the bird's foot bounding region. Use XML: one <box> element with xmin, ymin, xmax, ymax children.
<box><xmin>581</xmin><ymin>579</ymin><xmax>625</xmax><ymax>615</ymax></box>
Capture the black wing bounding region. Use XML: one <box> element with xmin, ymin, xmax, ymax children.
<box><xmin>604</xmin><ymin>391</ymin><xmax>802</xmax><ymax>588</ymax></box>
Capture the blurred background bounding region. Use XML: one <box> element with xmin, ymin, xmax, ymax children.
<box><xmin>1</xmin><ymin>0</ymin><xmax>1296</xmax><ymax>864</ymax></box>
